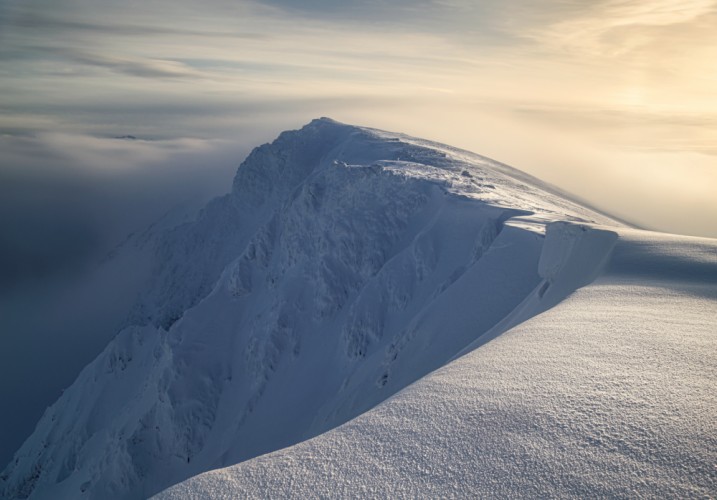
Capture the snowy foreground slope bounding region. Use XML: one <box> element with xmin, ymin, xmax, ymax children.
<box><xmin>158</xmin><ymin>227</ymin><xmax>717</xmax><ymax>498</ymax></box>
<box><xmin>3</xmin><ymin>118</ymin><xmax>714</xmax><ymax>499</ymax></box>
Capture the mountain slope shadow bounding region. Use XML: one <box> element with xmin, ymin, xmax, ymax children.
<box><xmin>1</xmin><ymin>118</ymin><xmax>623</xmax><ymax>500</ymax></box>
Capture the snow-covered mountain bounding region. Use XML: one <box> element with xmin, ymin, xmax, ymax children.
<box><xmin>158</xmin><ymin>227</ymin><xmax>717</xmax><ymax>499</ymax></box>
<box><xmin>4</xmin><ymin>118</ymin><xmax>713</xmax><ymax>499</ymax></box>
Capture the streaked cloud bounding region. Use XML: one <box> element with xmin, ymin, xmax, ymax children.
<box><xmin>532</xmin><ymin>0</ymin><xmax>717</xmax><ymax>60</ymax></box>
<box><xmin>533</xmin><ymin>0</ymin><xmax>715</xmax><ymax>50</ymax></box>
<box><xmin>38</xmin><ymin>47</ymin><xmax>202</xmax><ymax>79</ymax></box>
<box><xmin>4</xmin><ymin>11</ymin><xmax>267</xmax><ymax>39</ymax></box>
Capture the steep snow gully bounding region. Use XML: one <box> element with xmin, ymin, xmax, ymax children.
<box><xmin>3</xmin><ymin>118</ymin><xmax>685</xmax><ymax>499</ymax></box>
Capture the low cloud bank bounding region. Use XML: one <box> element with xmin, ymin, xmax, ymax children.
<box><xmin>0</xmin><ymin>134</ymin><xmax>245</xmax><ymax>468</ymax></box>
<box><xmin>0</xmin><ymin>133</ymin><xmax>243</xmax><ymax>293</ymax></box>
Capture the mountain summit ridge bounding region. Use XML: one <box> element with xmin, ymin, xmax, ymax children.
<box><xmin>2</xmin><ymin>119</ymin><xmax>627</xmax><ymax>499</ymax></box>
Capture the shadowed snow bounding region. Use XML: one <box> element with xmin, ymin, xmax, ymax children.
<box><xmin>2</xmin><ymin>119</ymin><xmax>671</xmax><ymax>500</ymax></box>
<box><xmin>157</xmin><ymin>227</ymin><xmax>717</xmax><ymax>499</ymax></box>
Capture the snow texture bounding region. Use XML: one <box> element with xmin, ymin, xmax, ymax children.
<box><xmin>3</xmin><ymin>118</ymin><xmax>714</xmax><ymax>499</ymax></box>
<box><xmin>158</xmin><ymin>227</ymin><xmax>717</xmax><ymax>499</ymax></box>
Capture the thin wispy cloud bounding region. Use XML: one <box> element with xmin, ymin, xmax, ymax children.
<box><xmin>533</xmin><ymin>0</ymin><xmax>717</xmax><ymax>57</ymax></box>
<box><xmin>5</xmin><ymin>11</ymin><xmax>267</xmax><ymax>39</ymax></box>
<box><xmin>80</xmin><ymin>55</ymin><xmax>199</xmax><ymax>80</ymax></box>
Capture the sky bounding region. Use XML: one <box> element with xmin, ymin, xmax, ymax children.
<box><xmin>0</xmin><ymin>0</ymin><xmax>716</xmax><ymax>470</ymax></box>
<box><xmin>1</xmin><ymin>0</ymin><xmax>716</xmax><ymax>253</ymax></box>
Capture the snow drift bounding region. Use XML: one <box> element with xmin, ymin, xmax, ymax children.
<box><xmin>1</xmin><ymin>118</ymin><xmax>673</xmax><ymax>499</ymax></box>
<box><xmin>158</xmin><ymin>227</ymin><xmax>716</xmax><ymax>499</ymax></box>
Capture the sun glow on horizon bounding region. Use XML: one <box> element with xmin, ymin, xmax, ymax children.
<box><xmin>1</xmin><ymin>0</ymin><xmax>716</xmax><ymax>236</ymax></box>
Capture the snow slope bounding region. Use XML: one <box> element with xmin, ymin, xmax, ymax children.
<box><xmin>1</xmin><ymin>118</ymin><xmax>644</xmax><ymax>499</ymax></box>
<box><xmin>158</xmin><ymin>226</ymin><xmax>717</xmax><ymax>499</ymax></box>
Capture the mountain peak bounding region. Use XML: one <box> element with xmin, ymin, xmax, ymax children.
<box><xmin>1</xmin><ymin>121</ymin><xmax>623</xmax><ymax>500</ymax></box>
<box><xmin>309</xmin><ymin>116</ymin><xmax>342</xmax><ymax>125</ymax></box>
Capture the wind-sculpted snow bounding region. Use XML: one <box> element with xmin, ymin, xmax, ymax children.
<box><xmin>158</xmin><ymin>228</ymin><xmax>717</xmax><ymax>499</ymax></box>
<box><xmin>1</xmin><ymin>119</ymin><xmax>626</xmax><ymax>499</ymax></box>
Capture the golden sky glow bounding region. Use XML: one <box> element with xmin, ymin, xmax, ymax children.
<box><xmin>1</xmin><ymin>0</ymin><xmax>716</xmax><ymax>236</ymax></box>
